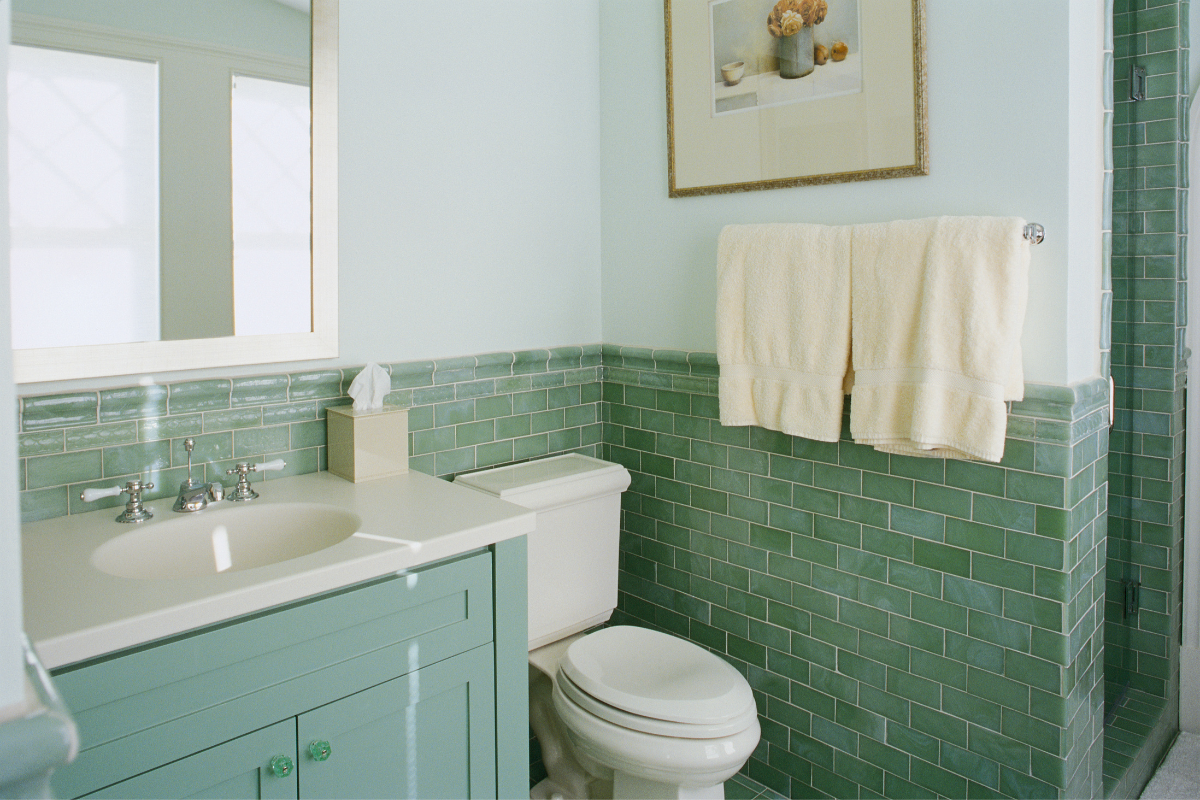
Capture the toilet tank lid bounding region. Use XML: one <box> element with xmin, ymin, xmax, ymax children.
<box><xmin>560</xmin><ymin>626</ymin><xmax>756</xmax><ymax>725</ymax></box>
<box><xmin>454</xmin><ymin>454</ymin><xmax>630</xmax><ymax>511</ymax></box>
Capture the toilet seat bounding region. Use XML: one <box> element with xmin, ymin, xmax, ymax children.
<box><xmin>560</xmin><ymin>626</ymin><xmax>756</xmax><ymax>726</ymax></box>
<box><xmin>556</xmin><ymin>667</ymin><xmax>760</xmax><ymax>739</ymax></box>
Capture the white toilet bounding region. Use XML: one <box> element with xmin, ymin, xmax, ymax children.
<box><xmin>455</xmin><ymin>454</ymin><xmax>761</xmax><ymax>800</ymax></box>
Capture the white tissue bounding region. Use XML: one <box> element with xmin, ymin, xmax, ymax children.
<box><xmin>348</xmin><ymin>363</ymin><xmax>391</xmax><ymax>411</ymax></box>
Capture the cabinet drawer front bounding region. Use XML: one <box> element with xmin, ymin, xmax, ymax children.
<box><xmin>83</xmin><ymin>719</ymin><xmax>297</xmax><ymax>800</ymax></box>
<box><xmin>54</xmin><ymin>550</ymin><xmax>494</xmax><ymax>798</ymax></box>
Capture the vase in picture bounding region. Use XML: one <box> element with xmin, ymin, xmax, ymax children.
<box><xmin>778</xmin><ymin>24</ymin><xmax>815</xmax><ymax>78</ymax></box>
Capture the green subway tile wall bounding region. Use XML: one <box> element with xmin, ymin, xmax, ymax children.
<box><xmin>1108</xmin><ymin>0</ymin><xmax>1185</xmax><ymax>795</ymax></box>
<box><xmin>604</xmin><ymin>347</ymin><xmax>1109</xmax><ymax>799</ymax></box>
<box><xmin>11</xmin><ymin>343</ymin><xmax>1140</xmax><ymax>799</ymax></box>
<box><xmin>17</xmin><ymin>345</ymin><xmax>604</xmax><ymax>523</ymax></box>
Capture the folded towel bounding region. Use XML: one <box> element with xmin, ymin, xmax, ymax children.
<box><xmin>716</xmin><ymin>224</ymin><xmax>852</xmax><ymax>442</ymax></box>
<box><xmin>848</xmin><ymin>216</ymin><xmax>1030</xmax><ymax>462</ymax></box>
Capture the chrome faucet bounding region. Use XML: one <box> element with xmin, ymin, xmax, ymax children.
<box><xmin>173</xmin><ymin>438</ymin><xmax>215</xmax><ymax>512</ymax></box>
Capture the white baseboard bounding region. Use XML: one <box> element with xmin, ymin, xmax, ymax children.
<box><xmin>1180</xmin><ymin>647</ymin><xmax>1200</xmax><ymax>732</ymax></box>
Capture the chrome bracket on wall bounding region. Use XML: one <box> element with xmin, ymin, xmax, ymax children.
<box><xmin>1131</xmin><ymin>65</ymin><xmax>1147</xmax><ymax>101</ymax></box>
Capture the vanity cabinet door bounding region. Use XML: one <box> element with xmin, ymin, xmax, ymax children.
<box><xmin>297</xmin><ymin>644</ymin><xmax>496</xmax><ymax>799</ymax></box>
<box><xmin>82</xmin><ymin>720</ymin><xmax>297</xmax><ymax>800</ymax></box>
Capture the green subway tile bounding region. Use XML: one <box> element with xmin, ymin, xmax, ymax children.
<box><xmin>456</xmin><ymin>420</ymin><xmax>495</xmax><ymax>448</ymax></box>
<box><xmin>840</xmin><ymin>495</ymin><xmax>889</xmax><ymax>528</ymax></box>
<box><xmin>946</xmin><ymin>460</ymin><xmax>1006</xmax><ymax>496</ymax></box>
<box><xmin>231</xmin><ymin>375</ymin><xmax>289</xmax><ymax>407</ymax></box>
<box><xmin>814</xmin><ymin>463</ymin><xmax>861</xmax><ymax>494</ymax></box>
<box><xmin>886</xmin><ymin>668</ymin><xmax>940</xmax><ymax>708</ymax></box>
<box><xmin>864</xmin><ymin>472</ymin><xmax>915</xmax><ymax>505</ymax></box>
<box><xmin>1006</xmin><ymin>471</ymin><xmax>1066</xmax><ymax>507</ymax></box>
<box><xmin>887</xmin><ymin>720</ymin><xmax>941</xmax><ymax>764</ymax></box>
<box><xmin>890</xmin><ymin>454</ymin><xmax>945</xmax><ymax>484</ymax></box>
<box><xmin>474</xmin><ymin>352</ymin><xmax>514</xmax><ymax>380</ymax></box>
<box><xmin>548</xmin><ymin>428</ymin><xmax>582</xmax><ymax>453</ymax></box>
<box><xmin>19</xmin><ymin>431</ymin><xmax>64</xmax><ymax>458</ymax></box>
<box><xmin>169</xmin><ymin>432</ymin><xmax>232</xmax><ymax>466</ymax></box>
<box><xmin>944</xmin><ymin>575</ymin><xmax>1004</xmax><ymax>615</ymax></box>
<box><xmin>973</xmin><ymin>494</ymin><xmax>1035</xmax><ymax>533</ymax></box>
<box><xmin>1006</xmin><ymin>531</ymin><xmax>1065</xmax><ymax>570</ymax></box>
<box><xmin>233</xmin><ymin>426</ymin><xmax>291</xmax><ymax>458</ymax></box>
<box><xmin>21</xmin><ymin>392</ymin><xmax>99</xmax><ymax>432</ymax></box>
<box><xmin>203</xmin><ymin>408</ymin><xmax>264</xmax><ymax>432</ymax></box>
<box><xmin>21</xmin><ymin>487</ymin><xmax>69</xmax><ymax>523</ymax></box>
<box><xmin>914</xmin><ymin>481</ymin><xmax>972</xmax><ymax>519</ymax></box>
<box><xmin>288</xmin><ymin>370</ymin><xmax>342</xmax><ymax>401</ymax></box>
<box><xmin>911</xmin><ymin>705</ymin><xmax>967</xmax><ymax>748</ymax></box>
<box><xmin>967</xmin><ymin>609</ymin><xmax>1031</xmax><ymax>652</ymax></box>
<box><xmin>1002</xmin><ymin>590</ymin><xmax>1063</xmax><ymax>633</ymax></box>
<box><xmin>945</xmin><ymin>517</ymin><xmax>1006</xmax><ymax>557</ymax></box>
<box><xmin>515</xmin><ymin>434</ymin><xmax>550</xmax><ymax>461</ymax></box>
<box><xmin>910</xmin><ymin>758</ymin><xmax>969</xmax><ymax>799</ymax></box>
<box><xmin>290</xmin><ymin>420</ymin><xmax>327</xmax><ymax>450</ymax></box>
<box><xmin>911</xmin><ymin>649</ymin><xmax>966</xmax><ymax>690</ymax></box>
<box><xmin>792</xmin><ymin>485</ymin><xmax>839</xmax><ymax>517</ymax></box>
<box><xmin>972</xmin><ymin>553</ymin><xmax>1034</xmax><ymax>594</ymax></box>
<box><xmin>27</xmin><ymin>450</ymin><xmax>102</xmax><ymax>490</ymax></box>
<box><xmin>967</xmin><ymin>666</ymin><xmax>1030</xmax><ymax>711</ymax></box>
<box><xmin>169</xmin><ymin>380</ymin><xmax>231</xmax><ymax>414</ymax></box>
<box><xmin>912</xmin><ymin>595</ymin><xmax>967</xmax><ymax>634</ymax></box>
<box><xmin>139</xmin><ymin>414</ymin><xmax>202</xmax><ymax>442</ymax></box>
<box><xmin>892</xmin><ymin>506</ymin><xmax>945</xmax><ymax>542</ymax></box>
<box><xmin>939</xmin><ymin>741</ymin><xmax>1000</xmax><ymax>790</ymax></box>
<box><xmin>99</xmin><ymin>386</ymin><xmax>168</xmax><ymax>423</ymax></box>
<box><xmin>102</xmin><ymin>440</ymin><xmax>170</xmax><ymax>478</ymax></box>
<box><xmin>262</xmin><ymin>402</ymin><xmax>318</xmax><ymax>427</ymax></box>
<box><xmin>476</xmin><ymin>440</ymin><xmax>514</xmax><ymax>468</ymax></box>
<box><xmin>512</xmin><ymin>350</ymin><xmax>550</xmax><ymax>375</ymax></box>
<box><xmin>412</xmin><ymin>426</ymin><xmax>454</xmax><ymax>456</ymax></box>
<box><xmin>389</xmin><ymin>360</ymin><xmax>435</xmax><ymax>389</ymax></box>
<box><xmin>968</xmin><ymin>723</ymin><xmax>1030</xmax><ymax>775</ymax></box>
<box><xmin>888</xmin><ymin>561</ymin><xmax>941</xmax><ymax>598</ymax></box>
<box><xmin>435</xmin><ymin>446</ymin><xmax>476</xmax><ymax>476</ymax></box>
<box><xmin>946</xmin><ymin>632</ymin><xmax>1005</xmax><ymax>674</ymax></box>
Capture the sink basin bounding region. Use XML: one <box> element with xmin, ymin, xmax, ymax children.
<box><xmin>91</xmin><ymin>503</ymin><xmax>363</xmax><ymax>580</ymax></box>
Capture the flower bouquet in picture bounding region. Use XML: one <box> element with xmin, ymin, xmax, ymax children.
<box><xmin>767</xmin><ymin>0</ymin><xmax>827</xmax><ymax>78</ymax></box>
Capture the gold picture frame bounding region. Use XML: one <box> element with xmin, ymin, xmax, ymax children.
<box><xmin>666</xmin><ymin>0</ymin><xmax>928</xmax><ymax>197</ymax></box>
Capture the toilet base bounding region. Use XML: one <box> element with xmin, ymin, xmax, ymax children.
<box><xmin>613</xmin><ymin>772</ymin><xmax>725</xmax><ymax>800</ymax></box>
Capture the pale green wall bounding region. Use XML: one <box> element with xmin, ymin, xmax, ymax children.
<box><xmin>336</xmin><ymin>0</ymin><xmax>603</xmax><ymax>366</ymax></box>
<box><xmin>598</xmin><ymin>0</ymin><xmax>1104</xmax><ymax>387</ymax></box>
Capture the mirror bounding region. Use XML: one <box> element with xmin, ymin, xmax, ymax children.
<box><xmin>10</xmin><ymin>0</ymin><xmax>337</xmax><ymax>383</ymax></box>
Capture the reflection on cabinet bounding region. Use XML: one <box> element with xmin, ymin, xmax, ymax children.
<box><xmin>49</xmin><ymin>542</ymin><xmax>529</xmax><ymax>799</ymax></box>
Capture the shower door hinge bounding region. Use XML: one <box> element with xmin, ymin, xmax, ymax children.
<box><xmin>1123</xmin><ymin>580</ymin><xmax>1141</xmax><ymax>619</ymax></box>
<box><xmin>1131</xmin><ymin>65</ymin><xmax>1147</xmax><ymax>101</ymax></box>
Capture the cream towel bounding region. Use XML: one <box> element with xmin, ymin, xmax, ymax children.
<box><xmin>717</xmin><ymin>224</ymin><xmax>852</xmax><ymax>442</ymax></box>
<box><xmin>849</xmin><ymin>216</ymin><xmax>1030</xmax><ymax>462</ymax></box>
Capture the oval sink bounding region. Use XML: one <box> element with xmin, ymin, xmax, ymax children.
<box><xmin>91</xmin><ymin>503</ymin><xmax>363</xmax><ymax>580</ymax></box>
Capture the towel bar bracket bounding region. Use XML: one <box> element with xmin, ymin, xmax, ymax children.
<box><xmin>1023</xmin><ymin>223</ymin><xmax>1044</xmax><ymax>245</ymax></box>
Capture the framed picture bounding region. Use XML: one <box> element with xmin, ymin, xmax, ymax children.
<box><xmin>665</xmin><ymin>0</ymin><xmax>928</xmax><ymax>197</ymax></box>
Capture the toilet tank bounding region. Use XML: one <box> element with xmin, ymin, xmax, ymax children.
<box><xmin>454</xmin><ymin>454</ymin><xmax>630</xmax><ymax>650</ymax></box>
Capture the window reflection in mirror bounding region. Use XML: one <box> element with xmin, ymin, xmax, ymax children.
<box><xmin>8</xmin><ymin>0</ymin><xmax>312</xmax><ymax>350</ymax></box>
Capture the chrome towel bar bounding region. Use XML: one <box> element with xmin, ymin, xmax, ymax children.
<box><xmin>1023</xmin><ymin>223</ymin><xmax>1044</xmax><ymax>244</ymax></box>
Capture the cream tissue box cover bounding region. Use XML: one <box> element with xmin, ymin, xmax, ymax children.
<box><xmin>327</xmin><ymin>404</ymin><xmax>409</xmax><ymax>482</ymax></box>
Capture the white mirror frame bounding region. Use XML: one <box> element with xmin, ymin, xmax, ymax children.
<box><xmin>12</xmin><ymin>0</ymin><xmax>338</xmax><ymax>383</ymax></box>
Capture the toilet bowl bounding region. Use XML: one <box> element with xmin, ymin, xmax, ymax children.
<box><xmin>455</xmin><ymin>455</ymin><xmax>761</xmax><ymax>799</ymax></box>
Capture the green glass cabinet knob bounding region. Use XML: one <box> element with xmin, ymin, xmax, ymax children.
<box><xmin>309</xmin><ymin>739</ymin><xmax>332</xmax><ymax>762</ymax></box>
<box><xmin>269</xmin><ymin>755</ymin><xmax>294</xmax><ymax>778</ymax></box>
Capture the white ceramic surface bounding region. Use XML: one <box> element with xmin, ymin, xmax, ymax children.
<box><xmin>90</xmin><ymin>503</ymin><xmax>362</xmax><ymax>580</ymax></box>
<box><xmin>23</xmin><ymin>470</ymin><xmax>536</xmax><ymax>668</ymax></box>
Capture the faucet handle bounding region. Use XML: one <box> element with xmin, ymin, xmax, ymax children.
<box><xmin>81</xmin><ymin>480</ymin><xmax>155</xmax><ymax>523</ymax></box>
<box><xmin>81</xmin><ymin>485</ymin><xmax>125</xmax><ymax>503</ymax></box>
<box><xmin>224</xmin><ymin>459</ymin><xmax>286</xmax><ymax>502</ymax></box>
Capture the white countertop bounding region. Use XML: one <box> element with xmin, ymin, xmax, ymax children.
<box><xmin>22</xmin><ymin>470</ymin><xmax>536</xmax><ymax>669</ymax></box>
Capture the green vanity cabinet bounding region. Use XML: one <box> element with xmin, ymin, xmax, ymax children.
<box><xmin>47</xmin><ymin>540</ymin><xmax>529</xmax><ymax>800</ymax></box>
